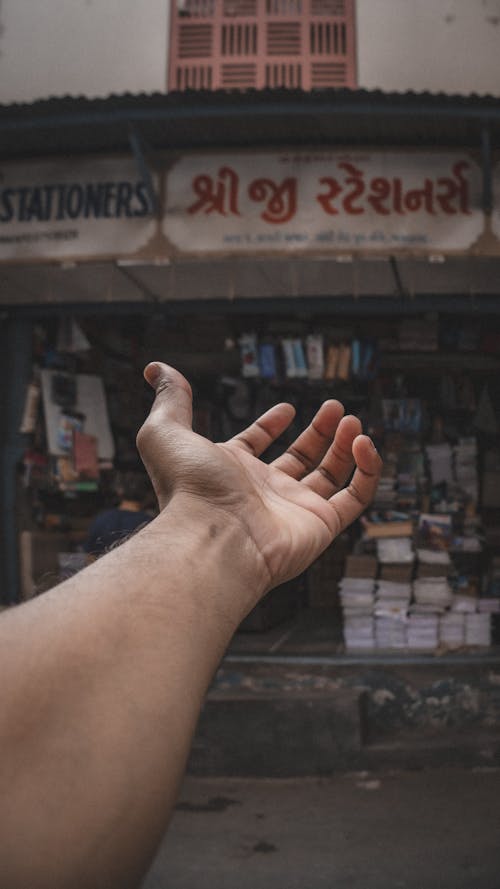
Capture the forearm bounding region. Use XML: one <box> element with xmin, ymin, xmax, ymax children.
<box><xmin>0</xmin><ymin>498</ymin><xmax>258</xmax><ymax>889</ymax></box>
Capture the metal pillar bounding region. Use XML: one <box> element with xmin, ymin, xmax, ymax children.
<box><xmin>128</xmin><ymin>126</ymin><xmax>159</xmax><ymax>216</ymax></box>
<box><xmin>481</xmin><ymin>123</ymin><xmax>493</xmax><ymax>214</ymax></box>
<box><xmin>0</xmin><ymin>315</ymin><xmax>32</xmax><ymax>604</ymax></box>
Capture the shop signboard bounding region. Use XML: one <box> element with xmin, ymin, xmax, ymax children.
<box><xmin>164</xmin><ymin>151</ymin><xmax>484</xmax><ymax>256</ymax></box>
<box><xmin>0</xmin><ymin>157</ymin><xmax>157</xmax><ymax>262</ymax></box>
<box><xmin>0</xmin><ymin>150</ymin><xmax>490</xmax><ymax>264</ymax></box>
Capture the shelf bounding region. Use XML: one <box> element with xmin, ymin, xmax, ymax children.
<box><xmin>379</xmin><ymin>352</ymin><xmax>500</xmax><ymax>372</ymax></box>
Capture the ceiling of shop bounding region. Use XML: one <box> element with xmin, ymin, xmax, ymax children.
<box><xmin>2</xmin><ymin>256</ymin><xmax>500</xmax><ymax>313</ymax></box>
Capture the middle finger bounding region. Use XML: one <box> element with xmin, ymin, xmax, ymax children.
<box><xmin>271</xmin><ymin>399</ymin><xmax>344</xmax><ymax>479</ymax></box>
<box><xmin>302</xmin><ymin>414</ymin><xmax>362</xmax><ymax>498</ymax></box>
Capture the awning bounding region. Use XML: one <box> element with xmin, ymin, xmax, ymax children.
<box><xmin>1</xmin><ymin>88</ymin><xmax>500</xmax><ymax>161</ymax></box>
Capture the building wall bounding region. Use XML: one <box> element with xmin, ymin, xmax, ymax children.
<box><xmin>0</xmin><ymin>0</ymin><xmax>170</xmax><ymax>103</ymax></box>
<box><xmin>356</xmin><ymin>0</ymin><xmax>500</xmax><ymax>96</ymax></box>
<box><xmin>0</xmin><ymin>0</ymin><xmax>499</xmax><ymax>104</ymax></box>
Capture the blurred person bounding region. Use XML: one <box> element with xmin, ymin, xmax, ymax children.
<box><xmin>0</xmin><ymin>362</ymin><xmax>381</xmax><ymax>889</ymax></box>
<box><xmin>84</xmin><ymin>471</ymin><xmax>153</xmax><ymax>562</ymax></box>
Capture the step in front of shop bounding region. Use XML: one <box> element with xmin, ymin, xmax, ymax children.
<box><xmin>188</xmin><ymin>689</ymin><xmax>363</xmax><ymax>777</ymax></box>
<box><xmin>186</xmin><ymin>659</ymin><xmax>500</xmax><ymax>776</ymax></box>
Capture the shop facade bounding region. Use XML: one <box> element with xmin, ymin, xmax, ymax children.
<box><xmin>1</xmin><ymin>90</ymin><xmax>500</xmax><ymax>718</ymax></box>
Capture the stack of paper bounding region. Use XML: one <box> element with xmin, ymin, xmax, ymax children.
<box><xmin>416</xmin><ymin>548</ymin><xmax>451</xmax><ymax>580</ymax></box>
<box><xmin>377</xmin><ymin>537</ymin><xmax>414</xmax><ymax>564</ymax></box>
<box><xmin>425</xmin><ymin>443</ymin><xmax>453</xmax><ymax>486</ymax></box>
<box><xmin>339</xmin><ymin>577</ymin><xmax>375</xmax><ymax>609</ymax></box>
<box><xmin>374</xmin><ymin>476</ymin><xmax>397</xmax><ymax>509</ymax></box>
<box><xmin>454</xmin><ymin>437</ymin><xmax>479</xmax><ymax>503</ymax></box>
<box><xmin>343</xmin><ymin>615</ymin><xmax>376</xmax><ymax>651</ymax></box>
<box><xmin>407</xmin><ymin>614</ymin><xmax>439</xmax><ymax>650</ymax></box>
<box><xmin>453</xmin><ymin>535</ymin><xmax>482</xmax><ymax>553</ymax></box>
<box><xmin>339</xmin><ymin>577</ymin><xmax>375</xmax><ymax>651</ymax></box>
<box><xmin>451</xmin><ymin>594</ymin><xmax>478</xmax><ymax>613</ymax></box>
<box><xmin>439</xmin><ymin>612</ymin><xmax>465</xmax><ymax>649</ymax></box>
<box><xmin>375</xmin><ymin>611</ymin><xmax>408</xmax><ymax>649</ymax></box>
<box><xmin>376</xmin><ymin>580</ymin><xmax>412</xmax><ymax>605</ymax></box>
<box><xmin>417</xmin><ymin>548</ymin><xmax>451</xmax><ymax>567</ymax></box>
<box><xmin>413</xmin><ymin>577</ymin><xmax>453</xmax><ymax>612</ymax></box>
<box><xmin>477</xmin><ymin>598</ymin><xmax>500</xmax><ymax>614</ymax></box>
<box><xmin>375</xmin><ymin>617</ymin><xmax>407</xmax><ymax>648</ymax></box>
<box><xmin>465</xmin><ymin>613</ymin><xmax>491</xmax><ymax>646</ymax></box>
<box><xmin>374</xmin><ymin>580</ymin><xmax>410</xmax><ymax>648</ymax></box>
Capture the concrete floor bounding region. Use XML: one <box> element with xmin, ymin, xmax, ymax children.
<box><xmin>142</xmin><ymin>768</ymin><xmax>500</xmax><ymax>889</ymax></box>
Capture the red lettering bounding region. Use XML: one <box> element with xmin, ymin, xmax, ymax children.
<box><xmin>339</xmin><ymin>163</ymin><xmax>365</xmax><ymax>215</ymax></box>
<box><xmin>404</xmin><ymin>178</ymin><xmax>435</xmax><ymax>214</ymax></box>
<box><xmin>316</xmin><ymin>177</ymin><xmax>342</xmax><ymax>215</ymax></box>
<box><xmin>367</xmin><ymin>177</ymin><xmax>391</xmax><ymax>215</ymax></box>
<box><xmin>188</xmin><ymin>166</ymin><xmax>240</xmax><ymax>216</ymax></box>
<box><xmin>393</xmin><ymin>178</ymin><xmax>404</xmax><ymax>214</ymax></box>
<box><xmin>248</xmin><ymin>177</ymin><xmax>297</xmax><ymax>224</ymax></box>
<box><xmin>436</xmin><ymin>161</ymin><xmax>471</xmax><ymax>215</ymax></box>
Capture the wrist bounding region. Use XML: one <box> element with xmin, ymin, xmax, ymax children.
<box><xmin>146</xmin><ymin>493</ymin><xmax>270</xmax><ymax>630</ymax></box>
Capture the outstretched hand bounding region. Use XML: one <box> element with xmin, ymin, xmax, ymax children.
<box><xmin>137</xmin><ymin>362</ymin><xmax>382</xmax><ymax>598</ymax></box>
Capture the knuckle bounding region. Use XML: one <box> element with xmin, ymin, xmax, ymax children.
<box><xmin>318</xmin><ymin>465</ymin><xmax>341</xmax><ymax>488</ymax></box>
<box><xmin>288</xmin><ymin>445</ymin><xmax>315</xmax><ymax>471</ymax></box>
<box><xmin>135</xmin><ymin>421</ymin><xmax>150</xmax><ymax>454</ymax></box>
<box><xmin>347</xmin><ymin>481</ymin><xmax>367</xmax><ymax>508</ymax></box>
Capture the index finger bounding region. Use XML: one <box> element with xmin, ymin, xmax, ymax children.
<box><xmin>227</xmin><ymin>403</ymin><xmax>296</xmax><ymax>457</ymax></box>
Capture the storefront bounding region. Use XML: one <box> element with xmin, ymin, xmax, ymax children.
<box><xmin>1</xmin><ymin>89</ymin><xmax>500</xmax><ymax>675</ymax></box>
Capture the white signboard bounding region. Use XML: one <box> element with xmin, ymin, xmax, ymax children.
<box><xmin>0</xmin><ymin>157</ymin><xmax>157</xmax><ymax>262</ymax></box>
<box><xmin>164</xmin><ymin>151</ymin><xmax>484</xmax><ymax>255</ymax></box>
<box><xmin>40</xmin><ymin>370</ymin><xmax>114</xmax><ymax>460</ymax></box>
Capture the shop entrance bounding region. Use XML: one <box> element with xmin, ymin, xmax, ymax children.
<box><xmin>6</xmin><ymin>301</ymin><xmax>500</xmax><ymax>660</ymax></box>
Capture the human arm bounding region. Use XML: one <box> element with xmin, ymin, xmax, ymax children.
<box><xmin>0</xmin><ymin>362</ymin><xmax>381</xmax><ymax>889</ymax></box>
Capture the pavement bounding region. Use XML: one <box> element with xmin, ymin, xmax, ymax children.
<box><xmin>142</xmin><ymin>767</ymin><xmax>500</xmax><ymax>889</ymax></box>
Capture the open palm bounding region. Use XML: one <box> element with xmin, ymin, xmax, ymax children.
<box><xmin>137</xmin><ymin>363</ymin><xmax>382</xmax><ymax>593</ymax></box>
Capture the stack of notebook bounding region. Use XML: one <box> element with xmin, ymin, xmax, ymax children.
<box><xmin>339</xmin><ymin>577</ymin><xmax>375</xmax><ymax>651</ymax></box>
<box><xmin>407</xmin><ymin>614</ymin><xmax>439</xmax><ymax>650</ymax></box>
<box><xmin>413</xmin><ymin>577</ymin><xmax>453</xmax><ymax>612</ymax></box>
<box><xmin>454</xmin><ymin>437</ymin><xmax>479</xmax><ymax>503</ymax></box>
<box><xmin>465</xmin><ymin>613</ymin><xmax>491</xmax><ymax>646</ymax></box>
<box><xmin>439</xmin><ymin>612</ymin><xmax>465</xmax><ymax>649</ymax></box>
<box><xmin>374</xmin><ymin>581</ymin><xmax>411</xmax><ymax>649</ymax></box>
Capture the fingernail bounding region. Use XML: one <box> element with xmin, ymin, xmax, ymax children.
<box><xmin>144</xmin><ymin>362</ymin><xmax>161</xmax><ymax>387</ymax></box>
<box><xmin>369</xmin><ymin>438</ymin><xmax>378</xmax><ymax>452</ymax></box>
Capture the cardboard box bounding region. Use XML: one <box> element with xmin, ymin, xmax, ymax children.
<box><xmin>363</xmin><ymin>520</ymin><xmax>413</xmax><ymax>539</ymax></box>
<box><xmin>417</xmin><ymin>563</ymin><xmax>449</xmax><ymax>578</ymax></box>
<box><xmin>380</xmin><ymin>563</ymin><xmax>414</xmax><ymax>583</ymax></box>
<box><xmin>344</xmin><ymin>554</ymin><xmax>378</xmax><ymax>578</ymax></box>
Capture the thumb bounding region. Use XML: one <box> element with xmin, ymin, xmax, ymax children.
<box><xmin>143</xmin><ymin>362</ymin><xmax>193</xmax><ymax>429</ymax></box>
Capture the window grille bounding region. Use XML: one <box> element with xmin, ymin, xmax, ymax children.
<box><xmin>169</xmin><ymin>0</ymin><xmax>357</xmax><ymax>90</ymax></box>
